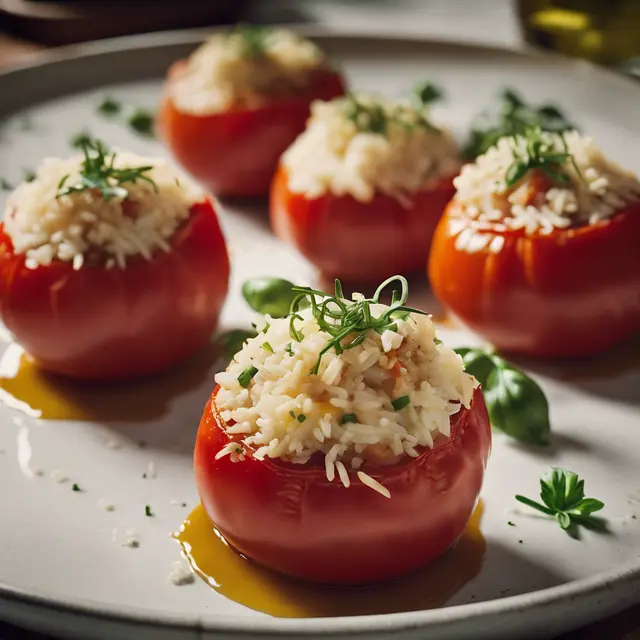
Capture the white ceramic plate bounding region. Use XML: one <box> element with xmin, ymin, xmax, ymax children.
<box><xmin>0</xmin><ymin>29</ymin><xmax>639</xmax><ymax>640</ymax></box>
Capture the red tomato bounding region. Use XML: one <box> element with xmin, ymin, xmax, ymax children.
<box><xmin>270</xmin><ymin>165</ymin><xmax>457</xmax><ymax>282</ymax></box>
<box><xmin>0</xmin><ymin>199</ymin><xmax>230</xmax><ymax>380</ymax></box>
<box><xmin>428</xmin><ymin>200</ymin><xmax>640</xmax><ymax>358</ymax></box>
<box><xmin>194</xmin><ymin>386</ymin><xmax>491</xmax><ymax>585</ymax></box>
<box><xmin>159</xmin><ymin>61</ymin><xmax>345</xmax><ymax>197</ymax></box>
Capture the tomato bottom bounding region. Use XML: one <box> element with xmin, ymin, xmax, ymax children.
<box><xmin>194</xmin><ymin>387</ymin><xmax>491</xmax><ymax>585</ymax></box>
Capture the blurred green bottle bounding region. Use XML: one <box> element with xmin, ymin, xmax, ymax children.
<box><xmin>518</xmin><ymin>0</ymin><xmax>640</xmax><ymax>67</ymax></box>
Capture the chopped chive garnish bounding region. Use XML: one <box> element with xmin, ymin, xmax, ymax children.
<box><xmin>297</xmin><ymin>414</ymin><xmax>307</xmax><ymax>423</ymax></box>
<box><xmin>262</xmin><ymin>342</ymin><xmax>274</xmax><ymax>354</ymax></box>
<box><xmin>237</xmin><ymin>365</ymin><xmax>259</xmax><ymax>388</ymax></box>
<box><xmin>23</xmin><ymin>170</ymin><xmax>36</xmax><ymax>183</ymax></box>
<box><xmin>72</xmin><ymin>483</ymin><xmax>81</xmax><ymax>492</ymax></box>
<box><xmin>128</xmin><ymin>109</ymin><xmax>155</xmax><ymax>136</ymax></box>
<box><xmin>262</xmin><ymin>321</ymin><xmax>271</xmax><ymax>334</ymax></box>
<box><xmin>98</xmin><ymin>96</ymin><xmax>121</xmax><ymax>116</ymax></box>
<box><xmin>145</xmin><ymin>504</ymin><xmax>153</xmax><ymax>517</ymax></box>
<box><xmin>508</xmin><ymin>521</ymin><xmax>516</xmax><ymax>527</ymax></box>
<box><xmin>342</xmin><ymin>413</ymin><xmax>357</xmax><ymax>424</ymax></box>
<box><xmin>391</xmin><ymin>395</ymin><xmax>410</xmax><ymax>411</ymax></box>
<box><xmin>0</xmin><ymin>178</ymin><xmax>12</xmax><ymax>191</ymax></box>
<box><xmin>289</xmin><ymin>276</ymin><xmax>427</xmax><ymax>376</ymax></box>
<box><xmin>289</xmin><ymin>410</ymin><xmax>296</xmax><ymax>418</ymax></box>
<box><xmin>285</xmin><ymin>343</ymin><xmax>294</xmax><ymax>356</ymax></box>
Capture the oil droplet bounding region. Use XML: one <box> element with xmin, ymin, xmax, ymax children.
<box><xmin>174</xmin><ymin>502</ymin><xmax>485</xmax><ymax>618</ymax></box>
<box><xmin>0</xmin><ymin>341</ymin><xmax>220</xmax><ymax>421</ymax></box>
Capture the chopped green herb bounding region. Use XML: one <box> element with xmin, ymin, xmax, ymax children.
<box><xmin>128</xmin><ymin>109</ymin><xmax>155</xmax><ymax>136</ymax></box>
<box><xmin>297</xmin><ymin>414</ymin><xmax>307</xmax><ymax>423</ymax></box>
<box><xmin>434</xmin><ymin>337</ymin><xmax>443</xmax><ymax>345</ymax></box>
<box><xmin>72</xmin><ymin>483</ymin><xmax>81</xmax><ymax>492</ymax></box>
<box><xmin>98</xmin><ymin>96</ymin><xmax>122</xmax><ymax>116</ymax></box>
<box><xmin>261</xmin><ymin>342</ymin><xmax>274</xmax><ymax>354</ymax></box>
<box><xmin>455</xmin><ymin>347</ymin><xmax>550</xmax><ymax>446</ymax></box>
<box><xmin>413</xmin><ymin>81</ymin><xmax>443</xmax><ymax>107</ymax></box>
<box><xmin>289</xmin><ymin>410</ymin><xmax>296</xmax><ymax>418</ymax></box>
<box><xmin>23</xmin><ymin>170</ymin><xmax>36</xmax><ymax>183</ymax></box>
<box><xmin>507</xmin><ymin>521</ymin><xmax>515</xmax><ymax>527</ymax></box>
<box><xmin>0</xmin><ymin>178</ymin><xmax>12</xmax><ymax>191</ymax></box>
<box><xmin>237</xmin><ymin>365</ymin><xmax>259</xmax><ymax>388</ymax></box>
<box><xmin>262</xmin><ymin>321</ymin><xmax>271</xmax><ymax>334</ymax></box>
<box><xmin>504</xmin><ymin>123</ymin><xmax>579</xmax><ymax>188</ymax></box>
<box><xmin>341</xmin><ymin>413</ymin><xmax>357</xmax><ymax>424</ymax></box>
<box><xmin>70</xmin><ymin>130</ymin><xmax>93</xmax><ymax>150</ymax></box>
<box><xmin>285</xmin><ymin>342</ymin><xmax>294</xmax><ymax>356</ymax></box>
<box><xmin>515</xmin><ymin>469</ymin><xmax>605</xmax><ymax>534</ymax></box>
<box><xmin>391</xmin><ymin>395</ymin><xmax>410</xmax><ymax>411</ymax></box>
<box><xmin>57</xmin><ymin>138</ymin><xmax>156</xmax><ymax>200</ymax></box>
<box><xmin>145</xmin><ymin>504</ymin><xmax>153</xmax><ymax>517</ymax></box>
<box><xmin>290</xmin><ymin>275</ymin><xmax>427</xmax><ymax>375</ymax></box>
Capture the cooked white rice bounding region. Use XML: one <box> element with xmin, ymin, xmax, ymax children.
<box><xmin>170</xmin><ymin>28</ymin><xmax>329</xmax><ymax>115</ymax></box>
<box><xmin>214</xmin><ymin>300</ymin><xmax>478</xmax><ymax>497</ymax></box>
<box><xmin>450</xmin><ymin>130</ymin><xmax>640</xmax><ymax>250</ymax></box>
<box><xmin>282</xmin><ymin>94</ymin><xmax>460</xmax><ymax>203</ymax></box>
<box><xmin>4</xmin><ymin>152</ymin><xmax>204</xmax><ymax>270</ymax></box>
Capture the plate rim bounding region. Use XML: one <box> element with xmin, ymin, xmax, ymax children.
<box><xmin>1</xmin><ymin>25</ymin><xmax>639</xmax><ymax>637</ymax></box>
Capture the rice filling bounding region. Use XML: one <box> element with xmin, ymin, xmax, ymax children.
<box><xmin>214</xmin><ymin>300</ymin><xmax>478</xmax><ymax>497</ymax></box>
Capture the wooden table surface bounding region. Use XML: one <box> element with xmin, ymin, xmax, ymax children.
<box><xmin>0</xmin><ymin>29</ymin><xmax>639</xmax><ymax>640</ymax></box>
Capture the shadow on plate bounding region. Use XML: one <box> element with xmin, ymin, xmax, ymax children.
<box><xmin>507</xmin><ymin>333</ymin><xmax>640</xmax><ymax>408</ymax></box>
<box><xmin>0</xmin><ymin>340</ymin><xmax>222</xmax><ymax>423</ymax></box>
<box><xmin>176</xmin><ymin>501</ymin><xmax>566</xmax><ymax>617</ymax></box>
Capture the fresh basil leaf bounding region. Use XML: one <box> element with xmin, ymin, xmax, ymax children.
<box><xmin>218</xmin><ymin>329</ymin><xmax>257</xmax><ymax>362</ymax></box>
<box><xmin>483</xmin><ymin>362</ymin><xmax>551</xmax><ymax>446</ymax></box>
<box><xmin>454</xmin><ymin>347</ymin><xmax>495</xmax><ymax>388</ymax></box>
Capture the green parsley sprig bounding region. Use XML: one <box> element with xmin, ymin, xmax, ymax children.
<box><xmin>57</xmin><ymin>139</ymin><xmax>157</xmax><ymax>201</ymax></box>
<box><xmin>516</xmin><ymin>469</ymin><xmax>605</xmax><ymax>534</ymax></box>
<box><xmin>289</xmin><ymin>275</ymin><xmax>427</xmax><ymax>375</ymax></box>
<box><xmin>505</xmin><ymin>122</ymin><xmax>580</xmax><ymax>188</ymax></box>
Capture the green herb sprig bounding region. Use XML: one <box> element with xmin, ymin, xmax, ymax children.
<box><xmin>516</xmin><ymin>469</ymin><xmax>605</xmax><ymax>534</ymax></box>
<box><xmin>232</xmin><ymin>24</ymin><xmax>270</xmax><ymax>59</ymax></box>
<box><xmin>463</xmin><ymin>88</ymin><xmax>576</xmax><ymax>159</ymax></box>
<box><xmin>57</xmin><ymin>139</ymin><xmax>157</xmax><ymax>200</ymax></box>
<box><xmin>344</xmin><ymin>89</ymin><xmax>440</xmax><ymax>136</ymax></box>
<box><xmin>289</xmin><ymin>275</ymin><xmax>427</xmax><ymax>375</ymax></box>
<box><xmin>455</xmin><ymin>347</ymin><xmax>550</xmax><ymax>446</ymax></box>
<box><xmin>505</xmin><ymin>122</ymin><xmax>579</xmax><ymax>188</ymax></box>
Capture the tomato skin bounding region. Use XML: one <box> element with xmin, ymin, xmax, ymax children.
<box><xmin>0</xmin><ymin>199</ymin><xmax>230</xmax><ymax>380</ymax></box>
<box><xmin>270</xmin><ymin>165</ymin><xmax>456</xmax><ymax>282</ymax></box>
<box><xmin>194</xmin><ymin>386</ymin><xmax>491</xmax><ymax>585</ymax></box>
<box><xmin>428</xmin><ymin>200</ymin><xmax>640</xmax><ymax>358</ymax></box>
<box><xmin>160</xmin><ymin>61</ymin><xmax>346</xmax><ymax>197</ymax></box>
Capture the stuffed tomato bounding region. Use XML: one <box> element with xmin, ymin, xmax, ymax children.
<box><xmin>160</xmin><ymin>27</ymin><xmax>345</xmax><ymax>197</ymax></box>
<box><xmin>194</xmin><ymin>277</ymin><xmax>491</xmax><ymax>585</ymax></box>
<box><xmin>0</xmin><ymin>140</ymin><xmax>230</xmax><ymax>380</ymax></box>
<box><xmin>270</xmin><ymin>93</ymin><xmax>460</xmax><ymax>282</ymax></box>
<box><xmin>428</xmin><ymin>128</ymin><xmax>640</xmax><ymax>358</ymax></box>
